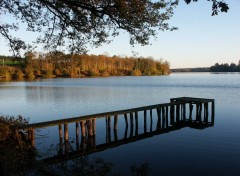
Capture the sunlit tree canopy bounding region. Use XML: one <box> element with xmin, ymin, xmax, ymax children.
<box><xmin>0</xmin><ymin>0</ymin><xmax>228</xmax><ymax>55</ymax></box>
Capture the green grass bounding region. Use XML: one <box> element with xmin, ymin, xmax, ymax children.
<box><xmin>0</xmin><ymin>60</ymin><xmax>21</xmax><ymax>66</ymax></box>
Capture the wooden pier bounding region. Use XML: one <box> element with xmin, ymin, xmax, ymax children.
<box><xmin>14</xmin><ymin>97</ymin><xmax>215</xmax><ymax>159</ymax></box>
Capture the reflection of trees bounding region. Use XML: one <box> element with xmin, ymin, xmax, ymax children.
<box><xmin>0</xmin><ymin>115</ymin><xmax>38</xmax><ymax>176</ymax></box>
<box><xmin>0</xmin><ymin>137</ymin><xmax>37</xmax><ymax>176</ymax></box>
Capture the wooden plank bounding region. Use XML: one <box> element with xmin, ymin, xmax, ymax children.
<box><xmin>18</xmin><ymin>97</ymin><xmax>214</xmax><ymax>130</ymax></box>
<box><xmin>64</xmin><ymin>123</ymin><xmax>68</xmax><ymax>142</ymax></box>
<box><xmin>19</xmin><ymin>103</ymin><xmax>175</xmax><ymax>129</ymax></box>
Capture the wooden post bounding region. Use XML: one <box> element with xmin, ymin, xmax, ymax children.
<box><xmin>58</xmin><ymin>124</ymin><xmax>63</xmax><ymax>143</ymax></box>
<box><xmin>105</xmin><ymin>117</ymin><xmax>108</xmax><ymax>142</ymax></box>
<box><xmin>144</xmin><ymin>110</ymin><xmax>147</xmax><ymax>133</ymax></box>
<box><xmin>189</xmin><ymin>103</ymin><xmax>193</xmax><ymax>122</ymax></box>
<box><xmin>106</xmin><ymin>116</ymin><xmax>111</xmax><ymax>142</ymax></box>
<box><xmin>130</xmin><ymin>113</ymin><xmax>134</xmax><ymax>137</ymax></box>
<box><xmin>124</xmin><ymin>113</ymin><xmax>128</xmax><ymax>127</ymax></box>
<box><xmin>64</xmin><ymin>123</ymin><xmax>68</xmax><ymax>142</ymax></box>
<box><xmin>107</xmin><ymin>116</ymin><xmax>111</xmax><ymax>129</ymax></box>
<box><xmin>135</xmin><ymin>111</ymin><xmax>138</xmax><ymax>136</ymax></box>
<box><xmin>114</xmin><ymin>115</ymin><xmax>118</xmax><ymax>141</ymax></box>
<box><xmin>92</xmin><ymin>118</ymin><xmax>96</xmax><ymax>136</ymax></box>
<box><xmin>199</xmin><ymin>103</ymin><xmax>202</xmax><ymax>122</ymax></box>
<box><xmin>81</xmin><ymin>135</ymin><xmax>86</xmax><ymax>152</ymax></box>
<box><xmin>76</xmin><ymin>122</ymin><xmax>79</xmax><ymax>137</ymax></box>
<box><xmin>107</xmin><ymin>123</ymin><xmax>111</xmax><ymax>143</ymax></box>
<box><xmin>211</xmin><ymin>101</ymin><xmax>215</xmax><ymax>125</ymax></box>
<box><xmin>196</xmin><ymin>103</ymin><xmax>199</xmax><ymax>121</ymax></box>
<box><xmin>170</xmin><ymin>105</ymin><xmax>175</xmax><ymax>125</ymax></box>
<box><xmin>204</xmin><ymin>103</ymin><xmax>209</xmax><ymax>123</ymax></box>
<box><xmin>150</xmin><ymin>109</ymin><xmax>153</xmax><ymax>132</ymax></box>
<box><xmin>76</xmin><ymin>122</ymin><xmax>79</xmax><ymax>141</ymax></box>
<box><xmin>114</xmin><ymin>115</ymin><xmax>118</xmax><ymax>130</ymax></box>
<box><xmin>124</xmin><ymin>114</ymin><xmax>128</xmax><ymax>138</ymax></box>
<box><xmin>162</xmin><ymin>107</ymin><xmax>165</xmax><ymax>129</ymax></box>
<box><xmin>130</xmin><ymin>113</ymin><xmax>134</xmax><ymax>126</ymax></box>
<box><xmin>176</xmin><ymin>104</ymin><xmax>180</xmax><ymax>122</ymax></box>
<box><xmin>156</xmin><ymin>108</ymin><xmax>161</xmax><ymax>130</ymax></box>
<box><xmin>88</xmin><ymin>119</ymin><xmax>93</xmax><ymax>136</ymax></box>
<box><xmin>80</xmin><ymin>120</ymin><xmax>86</xmax><ymax>137</ymax></box>
<box><xmin>166</xmin><ymin>106</ymin><xmax>169</xmax><ymax>128</ymax></box>
<box><xmin>182</xmin><ymin>103</ymin><xmax>186</xmax><ymax>120</ymax></box>
<box><xmin>87</xmin><ymin>135</ymin><xmax>93</xmax><ymax>151</ymax></box>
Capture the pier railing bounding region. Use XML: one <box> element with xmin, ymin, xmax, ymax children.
<box><xmin>14</xmin><ymin>97</ymin><xmax>215</xmax><ymax>161</ymax></box>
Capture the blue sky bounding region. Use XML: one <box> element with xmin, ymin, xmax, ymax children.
<box><xmin>0</xmin><ymin>1</ymin><xmax>240</xmax><ymax>68</ymax></box>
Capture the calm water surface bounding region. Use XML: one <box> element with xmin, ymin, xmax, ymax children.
<box><xmin>0</xmin><ymin>73</ymin><xmax>240</xmax><ymax>175</ymax></box>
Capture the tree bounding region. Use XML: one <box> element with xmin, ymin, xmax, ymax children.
<box><xmin>0</xmin><ymin>0</ymin><xmax>229</xmax><ymax>55</ymax></box>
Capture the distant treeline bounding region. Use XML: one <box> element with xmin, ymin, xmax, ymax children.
<box><xmin>171</xmin><ymin>67</ymin><xmax>210</xmax><ymax>72</ymax></box>
<box><xmin>210</xmin><ymin>61</ymin><xmax>240</xmax><ymax>72</ymax></box>
<box><xmin>0</xmin><ymin>52</ymin><xmax>170</xmax><ymax>80</ymax></box>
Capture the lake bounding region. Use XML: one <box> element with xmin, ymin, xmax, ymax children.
<box><xmin>0</xmin><ymin>73</ymin><xmax>240</xmax><ymax>175</ymax></box>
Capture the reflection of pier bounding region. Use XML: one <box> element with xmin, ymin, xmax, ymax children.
<box><xmin>15</xmin><ymin>97</ymin><xmax>214</xmax><ymax>162</ymax></box>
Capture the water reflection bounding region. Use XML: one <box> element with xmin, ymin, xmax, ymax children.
<box><xmin>39</xmin><ymin>155</ymin><xmax>150</xmax><ymax>176</ymax></box>
<box><xmin>33</xmin><ymin>98</ymin><xmax>214</xmax><ymax>165</ymax></box>
<box><xmin>37</xmin><ymin>109</ymin><xmax>214</xmax><ymax>175</ymax></box>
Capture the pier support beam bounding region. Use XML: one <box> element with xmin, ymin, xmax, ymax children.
<box><xmin>176</xmin><ymin>104</ymin><xmax>180</xmax><ymax>122</ymax></box>
<box><xmin>87</xmin><ymin>120</ymin><xmax>93</xmax><ymax>136</ymax></box>
<box><xmin>189</xmin><ymin>103</ymin><xmax>193</xmax><ymax>122</ymax></box>
<box><xmin>92</xmin><ymin>118</ymin><xmax>96</xmax><ymax>136</ymax></box>
<box><xmin>162</xmin><ymin>107</ymin><xmax>166</xmax><ymax>129</ymax></box>
<box><xmin>124</xmin><ymin>113</ymin><xmax>128</xmax><ymax>127</ymax></box>
<box><xmin>135</xmin><ymin>112</ymin><xmax>138</xmax><ymax>136</ymax></box>
<box><xmin>58</xmin><ymin>124</ymin><xmax>63</xmax><ymax>144</ymax></box>
<box><xmin>182</xmin><ymin>103</ymin><xmax>186</xmax><ymax>120</ymax></box>
<box><xmin>211</xmin><ymin>101</ymin><xmax>215</xmax><ymax>125</ymax></box>
<box><xmin>76</xmin><ymin>122</ymin><xmax>79</xmax><ymax>139</ymax></box>
<box><xmin>114</xmin><ymin>115</ymin><xmax>118</xmax><ymax>141</ymax></box>
<box><xmin>64</xmin><ymin>123</ymin><xmax>68</xmax><ymax>142</ymax></box>
<box><xmin>130</xmin><ymin>113</ymin><xmax>134</xmax><ymax>137</ymax></box>
<box><xmin>166</xmin><ymin>106</ymin><xmax>169</xmax><ymax>128</ymax></box>
<box><xmin>170</xmin><ymin>105</ymin><xmax>175</xmax><ymax>125</ymax></box>
<box><xmin>80</xmin><ymin>120</ymin><xmax>86</xmax><ymax>137</ymax></box>
<box><xmin>124</xmin><ymin>114</ymin><xmax>128</xmax><ymax>139</ymax></box>
<box><xmin>204</xmin><ymin>103</ymin><xmax>209</xmax><ymax>123</ymax></box>
<box><xmin>144</xmin><ymin>110</ymin><xmax>147</xmax><ymax>133</ymax></box>
<box><xmin>156</xmin><ymin>108</ymin><xmax>161</xmax><ymax>130</ymax></box>
<box><xmin>150</xmin><ymin>109</ymin><xmax>153</xmax><ymax>132</ymax></box>
<box><xmin>114</xmin><ymin>115</ymin><xmax>118</xmax><ymax>130</ymax></box>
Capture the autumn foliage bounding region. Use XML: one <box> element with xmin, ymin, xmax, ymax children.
<box><xmin>0</xmin><ymin>52</ymin><xmax>170</xmax><ymax>80</ymax></box>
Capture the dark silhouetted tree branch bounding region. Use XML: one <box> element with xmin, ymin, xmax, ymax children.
<box><xmin>0</xmin><ymin>0</ymin><xmax>229</xmax><ymax>55</ymax></box>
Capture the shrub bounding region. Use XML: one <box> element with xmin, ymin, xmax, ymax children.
<box><xmin>24</xmin><ymin>67</ymin><xmax>35</xmax><ymax>80</ymax></box>
<box><xmin>41</xmin><ymin>69</ymin><xmax>52</xmax><ymax>78</ymax></box>
<box><xmin>131</xmin><ymin>69</ymin><xmax>142</xmax><ymax>76</ymax></box>
<box><xmin>0</xmin><ymin>66</ymin><xmax>12</xmax><ymax>80</ymax></box>
<box><xmin>12</xmin><ymin>68</ymin><xmax>24</xmax><ymax>80</ymax></box>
